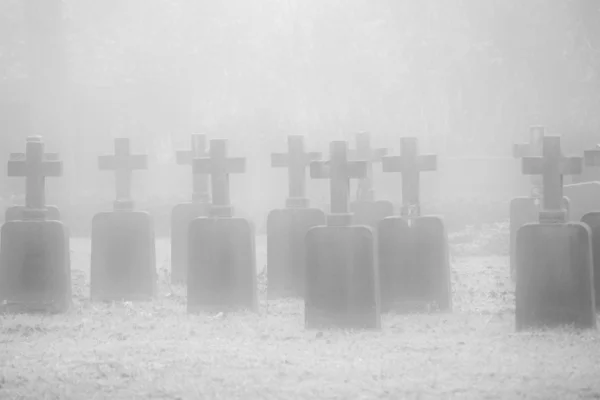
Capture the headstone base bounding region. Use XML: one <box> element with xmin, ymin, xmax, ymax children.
<box><xmin>0</xmin><ymin>220</ymin><xmax>71</xmax><ymax>313</ymax></box>
<box><xmin>170</xmin><ymin>202</ymin><xmax>210</xmax><ymax>284</ymax></box>
<box><xmin>305</xmin><ymin>225</ymin><xmax>380</xmax><ymax>330</ymax></box>
<box><xmin>515</xmin><ymin>222</ymin><xmax>596</xmax><ymax>331</ymax></box>
<box><xmin>267</xmin><ymin>207</ymin><xmax>326</xmax><ymax>299</ymax></box>
<box><xmin>378</xmin><ymin>215</ymin><xmax>451</xmax><ymax>313</ymax></box>
<box><xmin>5</xmin><ymin>205</ymin><xmax>61</xmax><ymax>221</ymax></box>
<box><xmin>187</xmin><ymin>217</ymin><xmax>257</xmax><ymax>313</ymax></box>
<box><xmin>91</xmin><ymin>211</ymin><xmax>157</xmax><ymax>302</ymax></box>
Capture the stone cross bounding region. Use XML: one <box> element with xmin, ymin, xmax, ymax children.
<box><xmin>271</xmin><ymin>135</ymin><xmax>321</xmax><ymax>208</ymax></box>
<box><xmin>514</xmin><ymin>126</ymin><xmax>545</xmax><ymax>197</ymax></box>
<box><xmin>98</xmin><ymin>138</ymin><xmax>148</xmax><ymax>210</ymax></box>
<box><xmin>176</xmin><ymin>134</ymin><xmax>210</xmax><ymax>203</ymax></box>
<box><xmin>7</xmin><ymin>136</ymin><xmax>62</xmax><ymax>216</ymax></box>
<box><xmin>522</xmin><ymin>136</ymin><xmax>582</xmax><ymax>222</ymax></box>
<box><xmin>310</xmin><ymin>141</ymin><xmax>367</xmax><ymax>225</ymax></box>
<box><xmin>382</xmin><ymin>137</ymin><xmax>436</xmax><ymax>217</ymax></box>
<box><xmin>348</xmin><ymin>132</ymin><xmax>387</xmax><ymax>202</ymax></box>
<box><xmin>193</xmin><ymin>139</ymin><xmax>245</xmax><ymax>217</ymax></box>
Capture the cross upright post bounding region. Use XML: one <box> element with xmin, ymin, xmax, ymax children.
<box><xmin>310</xmin><ymin>141</ymin><xmax>367</xmax><ymax>226</ymax></box>
<box><xmin>522</xmin><ymin>136</ymin><xmax>582</xmax><ymax>223</ymax></box>
<box><xmin>98</xmin><ymin>138</ymin><xmax>148</xmax><ymax>211</ymax></box>
<box><xmin>7</xmin><ymin>136</ymin><xmax>62</xmax><ymax>218</ymax></box>
<box><xmin>349</xmin><ymin>132</ymin><xmax>387</xmax><ymax>202</ymax></box>
<box><xmin>176</xmin><ymin>134</ymin><xmax>210</xmax><ymax>203</ymax></box>
<box><xmin>382</xmin><ymin>137</ymin><xmax>436</xmax><ymax>218</ymax></box>
<box><xmin>514</xmin><ymin>126</ymin><xmax>545</xmax><ymax>197</ymax></box>
<box><xmin>271</xmin><ymin>135</ymin><xmax>321</xmax><ymax>208</ymax></box>
<box><xmin>193</xmin><ymin>139</ymin><xmax>246</xmax><ymax>218</ymax></box>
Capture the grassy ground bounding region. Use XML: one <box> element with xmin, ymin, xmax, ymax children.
<box><xmin>0</xmin><ymin>231</ymin><xmax>599</xmax><ymax>400</ymax></box>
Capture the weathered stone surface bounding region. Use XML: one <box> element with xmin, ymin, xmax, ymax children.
<box><xmin>564</xmin><ymin>181</ymin><xmax>600</xmax><ymax>222</ymax></box>
<box><xmin>170</xmin><ymin>202</ymin><xmax>210</xmax><ymax>284</ymax></box>
<box><xmin>515</xmin><ymin>222</ymin><xmax>595</xmax><ymax>330</ymax></box>
<box><xmin>5</xmin><ymin>205</ymin><xmax>61</xmax><ymax>221</ymax></box>
<box><xmin>188</xmin><ymin>217</ymin><xmax>257</xmax><ymax>313</ymax></box>
<box><xmin>350</xmin><ymin>200</ymin><xmax>394</xmax><ymax>228</ymax></box>
<box><xmin>581</xmin><ymin>211</ymin><xmax>600</xmax><ymax>308</ymax></box>
<box><xmin>378</xmin><ymin>215</ymin><xmax>451</xmax><ymax>312</ymax></box>
<box><xmin>305</xmin><ymin>225</ymin><xmax>380</xmax><ymax>330</ymax></box>
<box><xmin>267</xmin><ymin>207</ymin><xmax>326</xmax><ymax>299</ymax></box>
<box><xmin>90</xmin><ymin>211</ymin><xmax>157</xmax><ymax>301</ymax></box>
<box><xmin>0</xmin><ymin>220</ymin><xmax>71</xmax><ymax>313</ymax></box>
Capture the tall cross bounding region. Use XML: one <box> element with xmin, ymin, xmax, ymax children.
<box><xmin>7</xmin><ymin>136</ymin><xmax>62</xmax><ymax>213</ymax></box>
<box><xmin>310</xmin><ymin>141</ymin><xmax>367</xmax><ymax>218</ymax></box>
<box><xmin>381</xmin><ymin>137</ymin><xmax>436</xmax><ymax>217</ymax></box>
<box><xmin>513</xmin><ymin>126</ymin><xmax>545</xmax><ymax>197</ymax></box>
<box><xmin>348</xmin><ymin>132</ymin><xmax>387</xmax><ymax>202</ymax></box>
<box><xmin>98</xmin><ymin>138</ymin><xmax>148</xmax><ymax>209</ymax></box>
<box><xmin>271</xmin><ymin>135</ymin><xmax>321</xmax><ymax>208</ymax></box>
<box><xmin>176</xmin><ymin>134</ymin><xmax>210</xmax><ymax>203</ymax></box>
<box><xmin>193</xmin><ymin>139</ymin><xmax>245</xmax><ymax>217</ymax></box>
<box><xmin>522</xmin><ymin>136</ymin><xmax>582</xmax><ymax>222</ymax></box>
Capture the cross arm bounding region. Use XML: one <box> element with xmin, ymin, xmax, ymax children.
<box><xmin>7</xmin><ymin>159</ymin><xmax>62</xmax><ymax>177</ymax></box>
<box><xmin>584</xmin><ymin>149</ymin><xmax>600</xmax><ymax>167</ymax></box>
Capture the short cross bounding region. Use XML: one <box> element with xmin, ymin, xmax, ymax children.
<box><xmin>176</xmin><ymin>134</ymin><xmax>210</xmax><ymax>203</ymax></box>
<box><xmin>7</xmin><ymin>136</ymin><xmax>62</xmax><ymax>214</ymax></box>
<box><xmin>98</xmin><ymin>138</ymin><xmax>148</xmax><ymax>210</ymax></box>
<box><xmin>522</xmin><ymin>136</ymin><xmax>582</xmax><ymax>222</ymax></box>
<box><xmin>513</xmin><ymin>126</ymin><xmax>545</xmax><ymax>197</ymax></box>
<box><xmin>381</xmin><ymin>137</ymin><xmax>436</xmax><ymax>218</ymax></box>
<box><xmin>310</xmin><ymin>141</ymin><xmax>367</xmax><ymax>221</ymax></box>
<box><xmin>271</xmin><ymin>135</ymin><xmax>321</xmax><ymax>208</ymax></box>
<box><xmin>193</xmin><ymin>139</ymin><xmax>245</xmax><ymax>217</ymax></box>
<box><xmin>348</xmin><ymin>132</ymin><xmax>387</xmax><ymax>202</ymax></box>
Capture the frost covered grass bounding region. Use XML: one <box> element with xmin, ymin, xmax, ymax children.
<box><xmin>0</xmin><ymin>230</ymin><xmax>599</xmax><ymax>399</ymax></box>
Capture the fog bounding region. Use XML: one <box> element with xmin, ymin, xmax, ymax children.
<box><xmin>1</xmin><ymin>0</ymin><xmax>599</xmax><ymax>233</ymax></box>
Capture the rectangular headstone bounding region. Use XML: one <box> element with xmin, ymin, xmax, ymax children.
<box><xmin>90</xmin><ymin>211</ymin><xmax>157</xmax><ymax>301</ymax></box>
<box><xmin>305</xmin><ymin>225</ymin><xmax>380</xmax><ymax>329</ymax></box>
<box><xmin>188</xmin><ymin>217</ymin><xmax>257</xmax><ymax>312</ymax></box>
<box><xmin>516</xmin><ymin>222</ymin><xmax>596</xmax><ymax>330</ymax></box>
<box><xmin>0</xmin><ymin>220</ymin><xmax>71</xmax><ymax>313</ymax></box>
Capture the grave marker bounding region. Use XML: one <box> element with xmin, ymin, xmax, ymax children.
<box><xmin>510</xmin><ymin>126</ymin><xmax>569</xmax><ymax>280</ymax></box>
<box><xmin>187</xmin><ymin>139</ymin><xmax>257</xmax><ymax>313</ymax></box>
<box><xmin>170</xmin><ymin>134</ymin><xmax>211</xmax><ymax>284</ymax></box>
<box><xmin>305</xmin><ymin>140</ymin><xmax>380</xmax><ymax>329</ymax></box>
<box><xmin>515</xmin><ymin>136</ymin><xmax>595</xmax><ymax>330</ymax></box>
<box><xmin>378</xmin><ymin>137</ymin><xmax>451</xmax><ymax>312</ymax></box>
<box><xmin>348</xmin><ymin>132</ymin><xmax>394</xmax><ymax>227</ymax></box>
<box><xmin>0</xmin><ymin>136</ymin><xmax>71</xmax><ymax>313</ymax></box>
<box><xmin>90</xmin><ymin>138</ymin><xmax>157</xmax><ymax>302</ymax></box>
<box><xmin>5</xmin><ymin>152</ymin><xmax>61</xmax><ymax>221</ymax></box>
<box><xmin>267</xmin><ymin>135</ymin><xmax>325</xmax><ymax>298</ymax></box>
<box><xmin>579</xmin><ymin>147</ymin><xmax>600</xmax><ymax>308</ymax></box>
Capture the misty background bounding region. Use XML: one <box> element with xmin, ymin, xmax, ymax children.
<box><xmin>1</xmin><ymin>0</ymin><xmax>599</xmax><ymax>235</ymax></box>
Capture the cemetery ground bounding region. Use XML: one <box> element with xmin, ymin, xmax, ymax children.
<box><xmin>1</xmin><ymin>224</ymin><xmax>599</xmax><ymax>399</ymax></box>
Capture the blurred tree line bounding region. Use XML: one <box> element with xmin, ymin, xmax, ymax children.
<box><xmin>0</xmin><ymin>0</ymin><xmax>599</xmax><ymax>202</ymax></box>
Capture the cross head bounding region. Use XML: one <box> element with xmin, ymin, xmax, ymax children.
<box><xmin>7</xmin><ymin>136</ymin><xmax>62</xmax><ymax>214</ymax></box>
<box><xmin>98</xmin><ymin>138</ymin><xmax>148</xmax><ymax>209</ymax></box>
<box><xmin>176</xmin><ymin>133</ymin><xmax>210</xmax><ymax>203</ymax></box>
<box><xmin>193</xmin><ymin>139</ymin><xmax>245</xmax><ymax>217</ymax></box>
<box><xmin>271</xmin><ymin>135</ymin><xmax>321</xmax><ymax>208</ymax></box>
<box><xmin>382</xmin><ymin>137</ymin><xmax>436</xmax><ymax>217</ymax></box>
<box><xmin>522</xmin><ymin>136</ymin><xmax>582</xmax><ymax>222</ymax></box>
<box><xmin>310</xmin><ymin>141</ymin><xmax>367</xmax><ymax>220</ymax></box>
